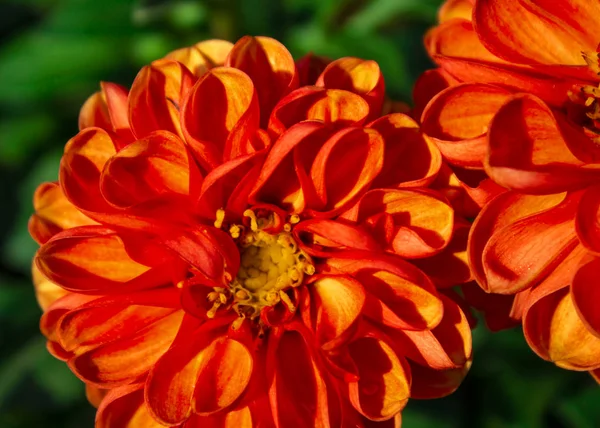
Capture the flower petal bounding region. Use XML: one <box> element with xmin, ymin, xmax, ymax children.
<box><xmin>181</xmin><ymin>67</ymin><xmax>260</xmax><ymax>171</ymax></box>
<box><xmin>96</xmin><ymin>384</ymin><xmax>164</xmax><ymax>428</ymax></box>
<box><xmin>128</xmin><ymin>59</ymin><xmax>195</xmax><ymax>140</ymax></box>
<box><xmin>524</xmin><ymin>287</ymin><xmax>600</xmax><ymax>370</ymax></box>
<box><xmin>571</xmin><ymin>257</ymin><xmax>600</xmax><ymax>337</ymax></box>
<box><xmin>294</xmin><ymin>219</ymin><xmax>380</xmax><ymax>257</ymax></box>
<box><xmin>408</xmin><ymin>360</ymin><xmax>471</xmax><ymax>399</ymax></box>
<box><xmin>59</xmin><ymin>127</ymin><xmax>117</xmax><ymax>213</ymax></box>
<box><xmin>421</xmin><ymin>83</ymin><xmax>512</xmax><ymax>168</ymax></box>
<box><xmin>473</xmin><ymin>0</ymin><xmax>597</xmax><ymax>65</ymax></box>
<box><xmin>268</xmin><ymin>87</ymin><xmax>370</xmax><ymax>136</ymax></box>
<box><xmin>486</xmin><ymin>94</ymin><xmax>600</xmax><ymax>193</ymax></box>
<box><xmin>36</xmin><ymin>226</ymin><xmax>182</xmax><ymax>294</ymax></box>
<box><xmin>347</xmin><ymin>336</ymin><xmax>410</xmax><ymax>421</ymax></box>
<box><xmin>368</xmin><ymin>114</ymin><xmax>442</xmax><ymax>188</ymax></box>
<box><xmin>29</xmin><ymin>181</ymin><xmax>97</xmax><ymax>244</ymax></box>
<box><xmin>575</xmin><ymin>184</ymin><xmax>600</xmax><ymax>256</ymax></box>
<box><xmin>165</xmin><ymin>39</ymin><xmax>233</xmax><ymax>77</ymax></box>
<box><xmin>438</xmin><ymin>0</ymin><xmax>473</xmax><ymax>22</ymax></box>
<box><xmin>311</xmin><ymin>275</ymin><xmax>365</xmax><ymax>347</ymax></box>
<box><xmin>316</xmin><ymin>57</ymin><xmax>385</xmax><ymax>120</ymax></box>
<box><xmin>479</xmin><ymin>191</ymin><xmax>580</xmax><ymax>294</ymax></box>
<box><xmin>100</xmin><ymin>131</ymin><xmax>200</xmax><ymax>208</ymax></box>
<box><xmin>32</xmin><ymin>262</ymin><xmax>69</xmax><ymax>311</ymax></box>
<box><xmin>226</xmin><ymin>36</ymin><xmax>298</xmax><ymax>123</ymax></box>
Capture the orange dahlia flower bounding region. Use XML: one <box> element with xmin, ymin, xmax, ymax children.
<box><xmin>418</xmin><ymin>0</ymin><xmax>600</xmax><ymax>378</ymax></box>
<box><xmin>29</xmin><ymin>36</ymin><xmax>472</xmax><ymax>427</ymax></box>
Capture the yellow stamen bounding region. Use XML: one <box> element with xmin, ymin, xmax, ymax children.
<box><xmin>243</xmin><ymin>209</ymin><xmax>259</xmax><ymax>231</ymax></box>
<box><xmin>214</xmin><ymin>208</ymin><xmax>226</xmax><ymax>229</ymax></box>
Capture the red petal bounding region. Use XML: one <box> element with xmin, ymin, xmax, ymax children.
<box><xmin>310</xmin><ymin>275</ymin><xmax>365</xmax><ymax>347</ymax></box>
<box><xmin>128</xmin><ymin>59</ymin><xmax>195</xmax><ymax>140</ymax></box>
<box><xmin>316</xmin><ymin>57</ymin><xmax>385</xmax><ymax>120</ymax></box>
<box><xmin>575</xmin><ymin>184</ymin><xmax>600</xmax><ymax>255</ymax></box>
<box><xmin>294</xmin><ymin>219</ymin><xmax>380</xmax><ymax>257</ymax></box>
<box><xmin>524</xmin><ymin>287</ymin><xmax>600</xmax><ymax>370</ymax></box>
<box><xmin>421</xmin><ymin>83</ymin><xmax>512</xmax><ymax>168</ymax></box>
<box><xmin>96</xmin><ymin>384</ymin><xmax>163</xmax><ymax>428</ymax></box>
<box><xmin>368</xmin><ymin>114</ymin><xmax>442</xmax><ymax>188</ymax></box>
<box><xmin>165</xmin><ymin>39</ymin><xmax>233</xmax><ymax>77</ymax></box>
<box><xmin>181</xmin><ymin>67</ymin><xmax>260</xmax><ymax>171</ymax></box>
<box><xmin>268</xmin><ymin>87</ymin><xmax>369</xmax><ymax>136</ymax></box>
<box><xmin>226</xmin><ymin>36</ymin><xmax>298</xmax><ymax>123</ymax></box>
<box><xmin>59</xmin><ymin>127</ymin><xmax>117</xmax><ymax>213</ymax></box>
<box><xmin>268</xmin><ymin>328</ymin><xmax>330</xmax><ymax>428</ymax></box>
<box><xmin>347</xmin><ymin>336</ymin><xmax>410</xmax><ymax>421</ymax></box>
<box><xmin>408</xmin><ymin>360</ymin><xmax>471</xmax><ymax>399</ymax></box>
<box><xmin>412</xmin><ymin>69</ymin><xmax>458</xmax><ymax>123</ymax></box>
<box><xmin>486</xmin><ymin>94</ymin><xmax>600</xmax><ymax>193</ymax></box>
<box><xmin>473</xmin><ymin>0</ymin><xmax>597</xmax><ymax>65</ymax></box>
<box><xmin>36</xmin><ymin>226</ymin><xmax>182</xmax><ymax>294</ymax></box>
<box><xmin>571</xmin><ymin>257</ymin><xmax>600</xmax><ymax>337</ymax></box>
<box><xmin>296</xmin><ymin>53</ymin><xmax>330</xmax><ymax>86</ymax></box>
<box><xmin>100</xmin><ymin>131</ymin><xmax>201</xmax><ymax>208</ymax></box>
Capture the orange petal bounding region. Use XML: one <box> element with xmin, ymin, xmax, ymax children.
<box><xmin>36</xmin><ymin>226</ymin><xmax>180</xmax><ymax>294</ymax></box>
<box><xmin>268</xmin><ymin>329</ymin><xmax>330</xmax><ymax>428</ymax></box>
<box><xmin>32</xmin><ymin>262</ymin><xmax>69</xmax><ymax>311</ymax></box>
<box><xmin>438</xmin><ymin>0</ymin><xmax>473</xmax><ymax>22</ymax></box>
<box><xmin>86</xmin><ymin>384</ymin><xmax>108</xmax><ymax>408</ymax></box>
<box><xmin>294</xmin><ymin>219</ymin><xmax>381</xmax><ymax>257</ymax></box>
<box><xmin>100</xmin><ymin>131</ymin><xmax>200</xmax><ymax>208</ymax></box>
<box><xmin>368</xmin><ymin>114</ymin><xmax>442</xmax><ymax>188</ymax></box>
<box><xmin>343</xmin><ymin>189</ymin><xmax>454</xmax><ymax>258</ymax></box>
<box><xmin>268</xmin><ymin>87</ymin><xmax>369</xmax><ymax>136</ymax></box>
<box><xmin>29</xmin><ymin>181</ymin><xmax>97</xmax><ymax>244</ymax></box>
<box><xmin>486</xmin><ymin>94</ymin><xmax>600</xmax><ymax>193</ymax></box>
<box><xmin>311</xmin><ymin>276</ymin><xmax>365</xmax><ymax>347</ymax></box>
<box><xmin>128</xmin><ymin>59</ymin><xmax>194</xmax><ymax>140</ymax></box>
<box><xmin>316</xmin><ymin>57</ymin><xmax>385</xmax><ymax>120</ymax></box>
<box><xmin>386</xmin><ymin>294</ymin><xmax>472</xmax><ymax>370</ymax></box>
<box><xmin>96</xmin><ymin>384</ymin><xmax>164</xmax><ymax>428</ymax></box>
<box><xmin>468</xmin><ymin>191</ymin><xmax>570</xmax><ymax>292</ymax></box>
<box><xmin>425</xmin><ymin>18</ymin><xmax>502</xmax><ymax>63</ymax></box>
<box><xmin>421</xmin><ymin>83</ymin><xmax>512</xmax><ymax>168</ymax></box>
<box><xmin>524</xmin><ymin>287</ymin><xmax>600</xmax><ymax>370</ymax></box>
<box><xmin>408</xmin><ymin>359</ymin><xmax>471</xmax><ymax>399</ymax></box>
<box><xmin>575</xmin><ymin>184</ymin><xmax>600</xmax><ymax>256</ymax></box>
<box><xmin>571</xmin><ymin>257</ymin><xmax>600</xmax><ymax>337</ymax></box>
<box><xmin>69</xmin><ymin>310</ymin><xmax>183</xmax><ymax>387</ymax></box>
<box><xmin>327</xmin><ymin>253</ymin><xmax>442</xmax><ymax>331</ymax></box>
<box><xmin>479</xmin><ymin>191</ymin><xmax>580</xmax><ymax>294</ymax></box>
<box><xmin>309</xmin><ymin>127</ymin><xmax>384</xmax><ymax>214</ymax></box>
<box><xmin>473</xmin><ymin>0</ymin><xmax>597</xmax><ymax>65</ymax></box>
<box><xmin>181</xmin><ymin>67</ymin><xmax>260</xmax><ymax>170</ymax></box>
<box><xmin>347</xmin><ymin>336</ymin><xmax>410</xmax><ymax>421</ymax></box>
<box><xmin>59</xmin><ymin>127</ymin><xmax>117</xmax><ymax>213</ymax></box>
<box><xmin>412</xmin><ymin>69</ymin><xmax>458</xmax><ymax>124</ymax></box>
<box><xmin>165</xmin><ymin>39</ymin><xmax>233</xmax><ymax>77</ymax></box>
<box><xmin>226</xmin><ymin>36</ymin><xmax>298</xmax><ymax>123</ymax></box>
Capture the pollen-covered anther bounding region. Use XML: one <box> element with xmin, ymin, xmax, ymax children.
<box><xmin>226</xmin><ymin>216</ymin><xmax>314</xmax><ymax>320</ymax></box>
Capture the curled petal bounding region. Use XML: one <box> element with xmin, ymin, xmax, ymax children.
<box><xmin>268</xmin><ymin>328</ymin><xmax>330</xmax><ymax>428</ymax></box>
<box><xmin>342</xmin><ymin>189</ymin><xmax>454</xmax><ymax>258</ymax></box>
<box><xmin>408</xmin><ymin>359</ymin><xmax>471</xmax><ymax>399</ymax></box>
<box><xmin>468</xmin><ymin>191</ymin><xmax>570</xmax><ymax>292</ymax></box>
<box><xmin>486</xmin><ymin>94</ymin><xmax>600</xmax><ymax>193</ymax></box>
<box><xmin>421</xmin><ymin>83</ymin><xmax>512</xmax><ymax>168</ymax></box>
<box><xmin>128</xmin><ymin>59</ymin><xmax>195</xmax><ymax>140</ymax></box>
<box><xmin>165</xmin><ymin>39</ymin><xmax>233</xmax><ymax>77</ymax></box>
<box><xmin>311</xmin><ymin>275</ymin><xmax>366</xmax><ymax>347</ymax></box>
<box><xmin>294</xmin><ymin>219</ymin><xmax>380</xmax><ymax>257</ymax></box>
<box><xmin>86</xmin><ymin>384</ymin><xmax>108</xmax><ymax>408</ymax></box>
<box><xmin>473</xmin><ymin>0</ymin><xmax>598</xmax><ymax>65</ymax></box>
<box><xmin>412</xmin><ymin>69</ymin><xmax>458</xmax><ymax>123</ymax></box>
<box><xmin>36</xmin><ymin>226</ymin><xmax>182</xmax><ymax>294</ymax></box>
<box><xmin>438</xmin><ymin>0</ymin><xmax>473</xmax><ymax>22</ymax></box>
<box><xmin>32</xmin><ymin>262</ymin><xmax>69</xmax><ymax>311</ymax></box>
<box><xmin>524</xmin><ymin>287</ymin><xmax>600</xmax><ymax>370</ymax></box>
<box><xmin>426</xmin><ymin>18</ymin><xmax>502</xmax><ymax>63</ymax></box>
<box><xmin>575</xmin><ymin>184</ymin><xmax>600</xmax><ymax>255</ymax></box>
<box><xmin>226</xmin><ymin>36</ymin><xmax>298</xmax><ymax>122</ymax></box>
<box><xmin>100</xmin><ymin>131</ymin><xmax>200</xmax><ymax>208</ymax></box>
<box><xmin>181</xmin><ymin>67</ymin><xmax>260</xmax><ymax>170</ymax></box>
<box><xmin>296</xmin><ymin>53</ymin><xmax>330</xmax><ymax>86</ymax></box>
<box><xmin>316</xmin><ymin>57</ymin><xmax>385</xmax><ymax>119</ymax></box>
<box><xmin>347</xmin><ymin>336</ymin><xmax>410</xmax><ymax>421</ymax></box>
<box><xmin>269</xmin><ymin>87</ymin><xmax>370</xmax><ymax>136</ymax></box>
<box><xmin>368</xmin><ymin>114</ymin><xmax>441</xmax><ymax>188</ymax></box>
<box><xmin>68</xmin><ymin>310</ymin><xmax>184</xmax><ymax>387</ymax></box>
<box><xmin>29</xmin><ymin>181</ymin><xmax>97</xmax><ymax>244</ymax></box>
<box><xmin>571</xmin><ymin>257</ymin><xmax>600</xmax><ymax>337</ymax></box>
<box><xmin>60</xmin><ymin>127</ymin><xmax>117</xmax><ymax>213</ymax></box>
<box><xmin>96</xmin><ymin>384</ymin><xmax>163</xmax><ymax>428</ymax></box>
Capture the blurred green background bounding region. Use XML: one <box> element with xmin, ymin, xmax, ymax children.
<box><xmin>0</xmin><ymin>0</ymin><xmax>598</xmax><ymax>427</ymax></box>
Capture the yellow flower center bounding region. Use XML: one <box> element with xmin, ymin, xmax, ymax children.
<box><xmin>209</xmin><ymin>209</ymin><xmax>314</xmax><ymax>322</ymax></box>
